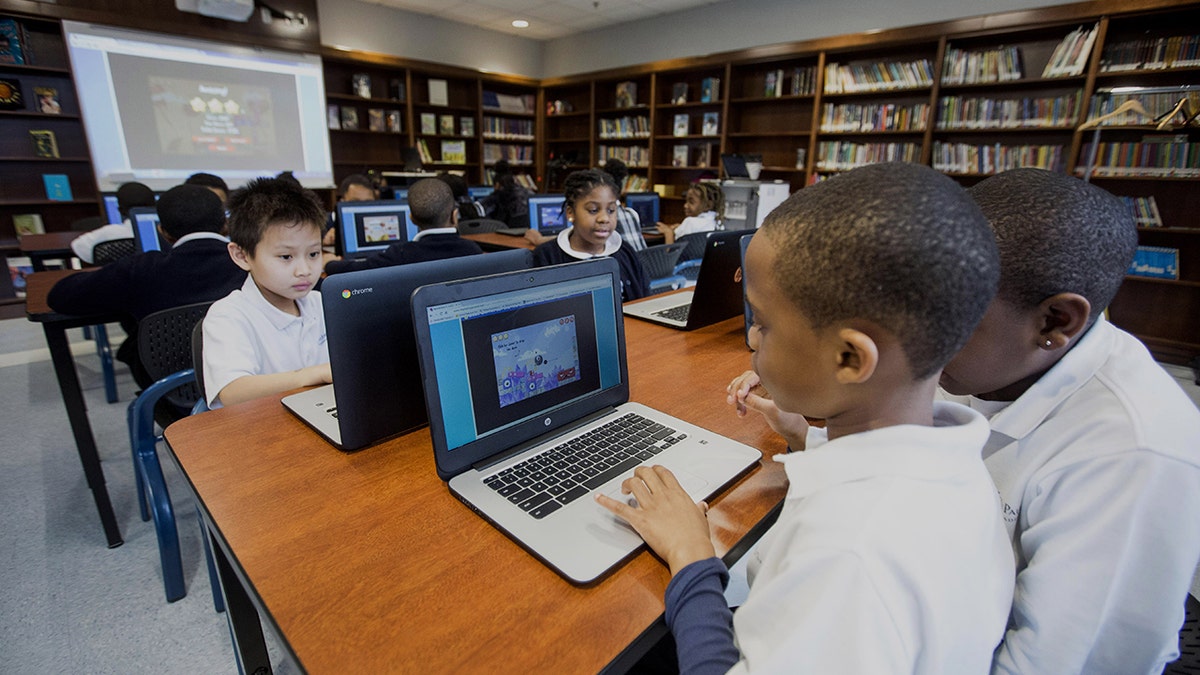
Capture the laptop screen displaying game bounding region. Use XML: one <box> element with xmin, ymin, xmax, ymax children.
<box><xmin>337</xmin><ymin>200</ymin><xmax>416</xmax><ymax>257</ymax></box>
<box><xmin>527</xmin><ymin>195</ymin><xmax>568</xmax><ymax>235</ymax></box>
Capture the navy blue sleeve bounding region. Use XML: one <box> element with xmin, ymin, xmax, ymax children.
<box><xmin>665</xmin><ymin>557</ymin><xmax>739</xmax><ymax>675</ymax></box>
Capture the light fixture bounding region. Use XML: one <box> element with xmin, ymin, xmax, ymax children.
<box><xmin>512</xmin><ymin>19</ymin><xmax>530</xmax><ymax>28</ymax></box>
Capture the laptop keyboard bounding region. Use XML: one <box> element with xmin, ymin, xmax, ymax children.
<box><xmin>483</xmin><ymin>412</ymin><xmax>687</xmax><ymax>519</ymax></box>
<box><xmin>326</xmin><ymin>406</ymin><xmax>338</xmax><ymax>419</ymax></box>
<box><xmin>652</xmin><ymin>303</ymin><xmax>692</xmax><ymax>323</ymax></box>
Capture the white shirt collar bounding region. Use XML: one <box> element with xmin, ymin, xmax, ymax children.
<box><xmin>554</xmin><ymin>226</ymin><xmax>622</xmax><ymax>261</ymax></box>
<box><xmin>412</xmin><ymin>227</ymin><xmax>458</xmax><ymax>241</ymax></box>
<box><xmin>238</xmin><ymin>274</ymin><xmax>321</xmax><ymax>331</ymax></box>
<box><xmin>172</xmin><ymin>232</ymin><xmax>229</xmax><ymax>247</ymax></box>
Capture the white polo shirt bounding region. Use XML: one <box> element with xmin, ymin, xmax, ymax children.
<box><xmin>202</xmin><ymin>275</ymin><xmax>328</xmax><ymax>408</ymax></box>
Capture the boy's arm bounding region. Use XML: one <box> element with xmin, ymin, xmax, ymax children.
<box><xmin>726</xmin><ymin>370</ymin><xmax>809</xmax><ymax>450</ymax></box>
<box><xmin>664</xmin><ymin>558</ymin><xmax>739</xmax><ymax>675</ymax></box>
<box><xmin>215</xmin><ymin>364</ymin><xmax>332</xmax><ymax>407</ymax></box>
<box><xmin>46</xmin><ymin>261</ymin><xmax>134</xmax><ymax>316</ymax></box>
<box><xmin>202</xmin><ymin>303</ymin><xmax>329</xmax><ymax>407</ymax></box>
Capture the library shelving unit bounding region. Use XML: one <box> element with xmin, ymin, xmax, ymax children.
<box><xmin>0</xmin><ymin>13</ymin><xmax>100</xmax><ymax>250</ymax></box>
<box><xmin>411</xmin><ymin>72</ymin><xmax>479</xmax><ymax>181</ymax></box>
<box><xmin>654</xmin><ymin>65</ymin><xmax>727</xmax><ymax>221</ymax></box>
<box><xmin>593</xmin><ymin>74</ymin><xmax>653</xmax><ymax>188</ymax></box>
<box><xmin>726</xmin><ymin>55</ymin><xmax>819</xmax><ymax>192</ymax></box>
<box><xmin>323</xmin><ymin>53</ymin><xmax>411</xmax><ymax>182</ymax></box>
<box><xmin>542</xmin><ymin>82</ymin><xmax>593</xmax><ymax>193</ymax></box>
<box><xmin>481</xmin><ymin>83</ymin><xmax>538</xmax><ymax>187</ymax></box>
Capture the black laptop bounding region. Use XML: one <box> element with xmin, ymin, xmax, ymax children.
<box><xmin>623</xmin><ymin>229</ymin><xmax>754</xmax><ymax>330</ymax></box>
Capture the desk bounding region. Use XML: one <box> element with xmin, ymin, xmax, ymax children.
<box><xmin>462</xmin><ymin>231</ymin><xmax>536</xmax><ymax>252</ymax></box>
<box><xmin>20</xmin><ymin>231</ymin><xmax>78</xmax><ymax>271</ymax></box>
<box><xmin>164</xmin><ymin>316</ymin><xmax>788</xmax><ymax>673</ymax></box>
<box><xmin>26</xmin><ymin>269</ymin><xmax>123</xmax><ymax>547</ymax></box>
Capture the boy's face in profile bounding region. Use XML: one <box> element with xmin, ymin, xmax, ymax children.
<box><xmin>940</xmin><ymin>296</ymin><xmax>1036</xmax><ymax>398</ymax></box>
<box><xmin>744</xmin><ymin>234</ymin><xmax>841</xmax><ymax>418</ymax></box>
<box><xmin>229</xmin><ymin>220</ymin><xmax>324</xmax><ymax>315</ymax></box>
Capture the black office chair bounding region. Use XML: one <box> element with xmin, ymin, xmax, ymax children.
<box><xmin>1164</xmin><ymin>593</ymin><xmax>1200</xmax><ymax>674</ymax></box>
<box><xmin>637</xmin><ymin>243</ymin><xmax>686</xmax><ymax>294</ymax></box>
<box><xmin>457</xmin><ymin>218</ymin><xmax>509</xmax><ymax>234</ymax></box>
<box><xmin>92</xmin><ymin>237</ymin><xmax>137</xmax><ymax>265</ymax></box>
<box><xmin>673</xmin><ymin>232</ymin><xmax>712</xmax><ymax>282</ymax></box>
<box><xmin>85</xmin><ymin>236</ymin><xmax>136</xmax><ymax>402</ymax></box>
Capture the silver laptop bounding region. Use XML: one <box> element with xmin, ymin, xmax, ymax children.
<box><xmin>411</xmin><ymin>258</ymin><xmax>761</xmax><ymax>583</ymax></box>
<box><xmin>624</xmin><ymin>229</ymin><xmax>753</xmax><ymax>330</ymax></box>
<box><xmin>282</xmin><ymin>249</ymin><xmax>532</xmax><ymax>451</ymax></box>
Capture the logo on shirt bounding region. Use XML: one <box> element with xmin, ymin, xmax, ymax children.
<box><xmin>341</xmin><ymin>287</ymin><xmax>373</xmax><ymax>299</ymax></box>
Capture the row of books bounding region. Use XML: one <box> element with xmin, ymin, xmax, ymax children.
<box><xmin>598</xmin><ymin>116</ymin><xmax>650</xmax><ymax>139</ymax></box>
<box><xmin>941</xmin><ymin>45</ymin><xmax>1024</xmax><ymax>85</ymax></box>
<box><xmin>763</xmin><ymin>67</ymin><xmax>817</xmax><ymax>97</ymax></box>
<box><xmin>672</xmin><ymin>112</ymin><xmax>720</xmax><ymax>136</ymax></box>
<box><xmin>1119</xmin><ymin>195</ymin><xmax>1164</xmax><ymax>227</ymax></box>
<box><xmin>416</xmin><ymin>138</ymin><xmax>468</xmax><ymax>165</ymax></box>
<box><xmin>670</xmin><ymin>144</ymin><xmax>713</xmax><ymax>168</ymax></box>
<box><xmin>1128</xmin><ymin>246</ymin><xmax>1179</xmax><ymax>279</ymax></box>
<box><xmin>819</xmin><ymin>102</ymin><xmax>929</xmax><ymax>133</ymax></box>
<box><xmin>1100</xmin><ymin>33</ymin><xmax>1200</xmax><ymax>72</ymax></box>
<box><xmin>597</xmin><ymin>144</ymin><xmax>649</xmax><ymax>168</ymax></box>
<box><xmin>419</xmin><ymin>112</ymin><xmax>474</xmax><ymax>136</ymax></box>
<box><xmin>931</xmin><ymin>141</ymin><xmax>1066</xmax><ymax>174</ymax></box>
<box><xmin>935</xmin><ymin>92</ymin><xmax>1082</xmax><ymax>130</ymax></box>
<box><xmin>622</xmin><ymin>174</ymin><xmax>650</xmax><ymax>192</ymax></box>
<box><xmin>1084</xmin><ymin>91</ymin><xmax>1200</xmax><ymax>126</ymax></box>
<box><xmin>1078</xmin><ymin>137</ymin><xmax>1200</xmax><ymax>178</ymax></box>
<box><xmin>481</xmin><ymin>116</ymin><xmax>533</xmax><ymax>140</ymax></box>
<box><xmin>1042</xmin><ymin>24</ymin><xmax>1098</xmax><ymax>78</ymax></box>
<box><xmin>814</xmin><ymin>141</ymin><xmax>921</xmax><ymax>171</ymax></box>
<box><xmin>483</xmin><ymin>170</ymin><xmax>538</xmax><ymax>189</ymax></box>
<box><xmin>328</xmin><ymin>105</ymin><xmax>403</xmax><ymax>133</ymax></box>
<box><xmin>482</xmin><ymin>143</ymin><xmax>534</xmax><ymax>165</ymax></box>
<box><xmin>823</xmin><ymin>59</ymin><xmax>934</xmax><ymax>94</ymax></box>
<box><xmin>482</xmin><ymin>91</ymin><xmax>535</xmax><ymax>114</ymax></box>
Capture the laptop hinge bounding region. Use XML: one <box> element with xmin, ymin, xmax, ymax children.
<box><xmin>471</xmin><ymin>406</ymin><xmax>619</xmax><ymax>472</ymax></box>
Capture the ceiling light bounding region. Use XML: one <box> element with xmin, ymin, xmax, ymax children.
<box><xmin>512</xmin><ymin>19</ymin><xmax>529</xmax><ymax>28</ymax></box>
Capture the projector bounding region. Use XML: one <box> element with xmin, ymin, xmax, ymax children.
<box><xmin>175</xmin><ymin>0</ymin><xmax>254</xmax><ymax>22</ymax></box>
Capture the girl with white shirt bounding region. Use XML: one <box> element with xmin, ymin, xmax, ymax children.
<box><xmin>656</xmin><ymin>182</ymin><xmax>723</xmax><ymax>244</ymax></box>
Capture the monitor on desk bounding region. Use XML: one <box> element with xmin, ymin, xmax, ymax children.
<box><xmin>338</xmin><ymin>200</ymin><xmax>416</xmax><ymax>257</ymax></box>
<box><xmin>468</xmin><ymin>186</ymin><xmax>493</xmax><ymax>199</ymax></box>
<box><xmin>527</xmin><ymin>195</ymin><xmax>568</xmax><ymax>235</ymax></box>
<box><xmin>624</xmin><ymin>193</ymin><xmax>659</xmax><ymax>226</ymax></box>
<box><xmin>128</xmin><ymin>207</ymin><xmax>163</xmax><ymax>253</ymax></box>
<box><xmin>102</xmin><ymin>192</ymin><xmax>160</xmax><ymax>225</ymax></box>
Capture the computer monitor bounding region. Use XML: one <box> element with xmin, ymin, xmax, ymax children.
<box><xmin>624</xmin><ymin>193</ymin><xmax>660</xmax><ymax>226</ymax></box>
<box><xmin>468</xmin><ymin>186</ymin><xmax>494</xmax><ymax>199</ymax></box>
<box><xmin>338</xmin><ymin>200</ymin><xmax>417</xmax><ymax>257</ymax></box>
<box><xmin>101</xmin><ymin>194</ymin><xmax>121</xmax><ymax>224</ymax></box>
<box><xmin>128</xmin><ymin>207</ymin><xmax>163</xmax><ymax>252</ymax></box>
<box><xmin>527</xmin><ymin>195</ymin><xmax>568</xmax><ymax>235</ymax></box>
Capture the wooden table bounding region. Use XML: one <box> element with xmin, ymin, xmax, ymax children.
<box><xmin>462</xmin><ymin>231</ymin><xmax>537</xmax><ymax>252</ymax></box>
<box><xmin>25</xmin><ymin>268</ymin><xmax>123</xmax><ymax>547</ymax></box>
<box><xmin>19</xmin><ymin>231</ymin><xmax>79</xmax><ymax>271</ymax></box>
<box><xmin>164</xmin><ymin>315</ymin><xmax>788</xmax><ymax>674</ymax></box>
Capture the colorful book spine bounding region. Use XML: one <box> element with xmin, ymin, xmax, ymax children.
<box><xmin>1100</xmin><ymin>33</ymin><xmax>1200</xmax><ymax>71</ymax></box>
<box><xmin>814</xmin><ymin>141</ymin><xmax>921</xmax><ymax>171</ymax></box>
<box><xmin>823</xmin><ymin>59</ymin><xmax>934</xmax><ymax>94</ymax></box>
<box><xmin>1077</xmin><ymin>137</ymin><xmax>1200</xmax><ymax>178</ymax></box>
<box><xmin>936</xmin><ymin>92</ymin><xmax>1082</xmax><ymax>129</ymax></box>
<box><xmin>482</xmin><ymin>116</ymin><xmax>534</xmax><ymax>140</ymax></box>
<box><xmin>1128</xmin><ymin>246</ymin><xmax>1180</xmax><ymax>279</ymax></box>
<box><xmin>820</xmin><ymin>102</ymin><xmax>930</xmax><ymax>132</ymax></box>
<box><xmin>941</xmin><ymin>45</ymin><xmax>1024</xmax><ymax>84</ymax></box>
<box><xmin>932</xmin><ymin>141</ymin><xmax>1066</xmax><ymax>174</ymax></box>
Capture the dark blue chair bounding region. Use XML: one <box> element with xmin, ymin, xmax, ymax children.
<box><xmin>672</xmin><ymin>231</ymin><xmax>712</xmax><ymax>283</ymax></box>
<box><xmin>637</xmin><ymin>242</ymin><xmax>686</xmax><ymax>294</ymax></box>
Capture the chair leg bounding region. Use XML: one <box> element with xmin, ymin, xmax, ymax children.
<box><xmin>127</xmin><ymin>400</ymin><xmax>150</xmax><ymax>522</ymax></box>
<box><xmin>199</xmin><ymin>511</ymin><xmax>226</xmax><ymax>614</ymax></box>
<box><xmin>94</xmin><ymin>324</ymin><xmax>119</xmax><ymax>404</ymax></box>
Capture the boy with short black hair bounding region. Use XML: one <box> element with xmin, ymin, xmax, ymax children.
<box><xmin>70</xmin><ymin>181</ymin><xmax>157</xmax><ymax>263</ymax></box>
<box><xmin>599</xmin><ymin>162</ymin><xmax>1014</xmax><ymax>672</ymax></box>
<box><xmin>940</xmin><ymin>168</ymin><xmax>1200</xmax><ymax>674</ymax></box>
<box><xmin>323</xmin><ymin>177</ymin><xmax>482</xmax><ymax>275</ymax></box>
<box><xmin>184</xmin><ymin>172</ymin><xmax>229</xmax><ymax>205</ymax></box>
<box><xmin>203</xmin><ymin>177</ymin><xmax>331</xmax><ymax>408</ymax></box>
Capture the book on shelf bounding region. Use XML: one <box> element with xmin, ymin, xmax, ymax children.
<box><xmin>514</xmin><ymin>173</ymin><xmax>538</xmax><ymax>190</ymax></box>
<box><xmin>386</xmin><ymin>110</ymin><xmax>402</xmax><ymax>133</ymax></box>
<box><xmin>420</xmin><ymin>112</ymin><xmax>436</xmax><ymax>135</ymax></box>
<box><xmin>816</xmin><ymin>141</ymin><xmax>922</xmax><ymax>171</ymax></box>
<box><xmin>671</xmin><ymin>82</ymin><xmax>688</xmax><ymax>104</ymax></box>
<box><xmin>460</xmin><ymin>116</ymin><xmax>475</xmax><ymax>137</ymax></box>
<box><xmin>796</xmin><ymin>147</ymin><xmax>807</xmax><ymax>169</ymax></box>
<box><xmin>428</xmin><ymin>78</ymin><xmax>449</xmax><ymax>106</ymax></box>
<box><xmin>340</xmin><ymin>106</ymin><xmax>359</xmax><ymax>130</ymax></box>
<box><xmin>0</xmin><ymin>77</ymin><xmax>22</xmax><ymax>110</ymax></box>
<box><xmin>791</xmin><ymin>66</ymin><xmax>816</xmax><ymax>96</ymax></box>
<box><xmin>824</xmin><ymin>59</ymin><xmax>934</xmax><ymax>94</ymax></box>
<box><xmin>1128</xmin><ymin>246</ymin><xmax>1179</xmax><ymax>279</ymax></box>
<box><xmin>1084</xmin><ymin>90</ymin><xmax>1200</xmax><ymax>127</ymax></box>
<box><xmin>673</xmin><ymin>114</ymin><xmax>689</xmax><ymax>137</ymax></box>
<box><xmin>327</xmin><ymin>104</ymin><xmax>340</xmax><ymax>130</ymax></box>
<box><xmin>700</xmin><ymin>77</ymin><xmax>720</xmax><ymax>103</ymax></box>
<box><xmin>1078</xmin><ymin>135</ymin><xmax>1199</xmax><ymax>178</ymax></box>
<box><xmin>937</xmin><ymin>92</ymin><xmax>1081</xmax><ymax>130</ymax></box>
<box><xmin>1100</xmin><ymin>33</ymin><xmax>1200</xmax><ymax>72</ymax></box>
<box><xmin>7</xmin><ymin>256</ymin><xmax>32</xmax><ymax>299</ymax></box>
<box><xmin>29</xmin><ymin>129</ymin><xmax>58</xmax><ymax>158</ymax></box>
<box><xmin>932</xmin><ymin>141</ymin><xmax>1066</xmax><ymax>175</ymax></box>
<box><xmin>416</xmin><ymin>138</ymin><xmax>433</xmax><ymax>164</ymax></box>
<box><xmin>615</xmin><ymin>81</ymin><xmax>637</xmax><ymax>108</ymax></box>
<box><xmin>352</xmin><ymin>73</ymin><xmax>372</xmax><ymax>98</ymax></box>
<box><xmin>33</xmin><ymin>86</ymin><xmax>61</xmax><ymax>115</ymax></box>
<box><xmin>441</xmin><ymin>139</ymin><xmax>467</xmax><ymax>164</ymax></box>
<box><xmin>624</xmin><ymin>174</ymin><xmax>649</xmax><ymax>192</ymax></box>
<box><xmin>390</xmin><ymin>78</ymin><xmax>405</xmax><ymax>102</ymax></box>
<box><xmin>1119</xmin><ymin>196</ymin><xmax>1163</xmax><ymax>227</ymax></box>
<box><xmin>42</xmin><ymin>174</ymin><xmax>72</xmax><ymax>201</ymax></box>
<box><xmin>821</xmin><ymin>101</ymin><xmax>931</xmax><ymax>132</ymax></box>
<box><xmin>1043</xmin><ymin>23</ymin><xmax>1099</xmax><ymax>78</ymax></box>
<box><xmin>12</xmin><ymin>213</ymin><xmax>44</xmax><ymax>237</ymax></box>
<box><xmin>0</xmin><ymin>18</ymin><xmax>27</xmax><ymax>65</ymax></box>
<box><xmin>701</xmin><ymin>112</ymin><xmax>719</xmax><ymax>136</ymax></box>
<box><xmin>672</xmin><ymin>145</ymin><xmax>688</xmax><ymax>167</ymax></box>
<box><xmin>941</xmin><ymin>45</ymin><xmax>1024</xmax><ymax>85</ymax></box>
<box><xmin>368</xmin><ymin>108</ymin><xmax>385</xmax><ymax>132</ymax></box>
<box><xmin>695</xmin><ymin>144</ymin><xmax>712</xmax><ymax>168</ymax></box>
<box><xmin>482</xmin><ymin>91</ymin><xmax>535</xmax><ymax>113</ymax></box>
<box><xmin>439</xmin><ymin>114</ymin><xmax>455</xmax><ymax>135</ymax></box>
<box><xmin>764</xmin><ymin>69</ymin><xmax>783</xmax><ymax>97</ymax></box>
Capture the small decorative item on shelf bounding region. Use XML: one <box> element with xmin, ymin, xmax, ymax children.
<box><xmin>34</xmin><ymin>86</ymin><xmax>60</xmax><ymax>114</ymax></box>
<box><xmin>386</xmin><ymin>110</ymin><xmax>402</xmax><ymax>133</ymax></box>
<box><xmin>700</xmin><ymin>77</ymin><xmax>720</xmax><ymax>103</ymax></box>
<box><xmin>340</xmin><ymin>106</ymin><xmax>359</xmax><ymax>130</ymax></box>
<box><xmin>368</xmin><ymin>108</ymin><xmax>385</xmax><ymax>132</ymax></box>
<box><xmin>352</xmin><ymin>73</ymin><xmax>372</xmax><ymax>98</ymax></box>
<box><xmin>0</xmin><ymin>18</ymin><xmax>27</xmax><ymax>65</ymax></box>
<box><xmin>29</xmin><ymin>129</ymin><xmax>58</xmax><ymax>157</ymax></box>
<box><xmin>672</xmin><ymin>145</ymin><xmax>688</xmax><ymax>167</ymax></box>
<box><xmin>327</xmin><ymin>104</ymin><xmax>340</xmax><ymax>130</ymax></box>
<box><xmin>615</xmin><ymin>81</ymin><xmax>637</xmax><ymax>108</ymax></box>
<box><xmin>13</xmin><ymin>213</ymin><xmax>44</xmax><ymax>236</ymax></box>
<box><xmin>420</xmin><ymin>112</ymin><xmax>436</xmax><ymax>135</ymax></box>
<box><xmin>460</xmin><ymin>116</ymin><xmax>474</xmax><ymax>137</ymax></box>
<box><xmin>0</xmin><ymin>77</ymin><xmax>23</xmax><ymax>110</ymax></box>
<box><xmin>702</xmin><ymin>112</ymin><xmax>719</xmax><ymax>136</ymax></box>
<box><xmin>389</xmin><ymin>78</ymin><xmax>405</xmax><ymax>101</ymax></box>
<box><xmin>673</xmin><ymin>114</ymin><xmax>689</xmax><ymax>137</ymax></box>
<box><xmin>796</xmin><ymin>147</ymin><xmax>807</xmax><ymax>169</ymax></box>
<box><xmin>42</xmin><ymin>173</ymin><xmax>72</xmax><ymax>201</ymax></box>
<box><xmin>428</xmin><ymin>78</ymin><xmax>448</xmax><ymax>106</ymax></box>
<box><xmin>671</xmin><ymin>82</ymin><xmax>688</xmax><ymax>104</ymax></box>
<box><xmin>547</xmin><ymin>99</ymin><xmax>573</xmax><ymax>115</ymax></box>
<box><xmin>439</xmin><ymin>114</ymin><xmax>455</xmax><ymax>135</ymax></box>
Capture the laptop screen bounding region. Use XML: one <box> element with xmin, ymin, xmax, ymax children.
<box><xmin>624</xmin><ymin>193</ymin><xmax>660</xmax><ymax>226</ymax></box>
<box><xmin>128</xmin><ymin>207</ymin><xmax>162</xmax><ymax>252</ymax></box>
<box><xmin>418</xmin><ymin>261</ymin><xmax>625</xmax><ymax>461</ymax></box>
<box><xmin>468</xmin><ymin>186</ymin><xmax>493</xmax><ymax>199</ymax></box>
<box><xmin>337</xmin><ymin>200</ymin><xmax>416</xmax><ymax>256</ymax></box>
<box><xmin>102</xmin><ymin>195</ymin><xmax>121</xmax><ymax>224</ymax></box>
<box><xmin>527</xmin><ymin>195</ymin><xmax>568</xmax><ymax>235</ymax></box>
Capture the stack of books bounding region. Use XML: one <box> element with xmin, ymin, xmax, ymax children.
<box><xmin>823</xmin><ymin>59</ymin><xmax>934</xmax><ymax>94</ymax></box>
<box><xmin>1118</xmin><ymin>196</ymin><xmax>1164</xmax><ymax>227</ymax></box>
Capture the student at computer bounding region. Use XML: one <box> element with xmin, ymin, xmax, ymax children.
<box><xmin>481</xmin><ymin>160</ymin><xmax>532</xmax><ymax>229</ymax></box>
<box><xmin>324</xmin><ymin>178</ymin><xmax>482</xmax><ymax>275</ymax></box>
<box><xmin>322</xmin><ymin>173</ymin><xmax>379</xmax><ymax>255</ymax></box>
<box><xmin>530</xmin><ymin>169</ymin><xmax>650</xmax><ymax>302</ymax></box>
<box><xmin>202</xmin><ymin>177</ymin><xmax>330</xmax><ymax>409</ymax></box>
<box><xmin>436</xmin><ymin>172</ymin><xmax>485</xmax><ymax>221</ymax></box>
<box><xmin>70</xmin><ymin>181</ymin><xmax>156</xmax><ymax>264</ymax></box>
<box><xmin>656</xmin><ymin>182</ymin><xmax>723</xmax><ymax>244</ymax></box>
<box><xmin>524</xmin><ymin>158</ymin><xmax>650</xmax><ymax>250</ymax></box>
<box><xmin>599</xmin><ymin>162</ymin><xmax>1014</xmax><ymax>672</ymax></box>
<box><xmin>936</xmin><ymin>169</ymin><xmax>1200</xmax><ymax>675</ymax></box>
<box><xmin>184</xmin><ymin>172</ymin><xmax>229</xmax><ymax>205</ymax></box>
<box><xmin>48</xmin><ymin>184</ymin><xmax>245</xmax><ymax>390</ymax></box>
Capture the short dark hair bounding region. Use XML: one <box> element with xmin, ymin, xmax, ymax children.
<box><xmin>435</xmin><ymin>172</ymin><xmax>470</xmax><ymax>200</ymax></box>
<box><xmin>492</xmin><ymin>159</ymin><xmax>513</xmax><ymax>180</ymax></box>
<box><xmin>226</xmin><ymin>177</ymin><xmax>325</xmax><ymax>255</ymax></box>
<box><xmin>563</xmin><ymin>169</ymin><xmax>619</xmax><ymax>212</ymax></box>
<box><xmin>338</xmin><ymin>173</ymin><xmax>374</xmax><ymax>197</ymax></box>
<box><xmin>761</xmin><ymin>162</ymin><xmax>999</xmax><ymax>380</ymax></box>
<box><xmin>156</xmin><ymin>184</ymin><xmax>225</xmax><ymax>240</ymax></box>
<box><xmin>115</xmin><ymin>182</ymin><xmax>156</xmax><ymax>221</ymax></box>
<box><xmin>184</xmin><ymin>172</ymin><xmax>229</xmax><ymax>194</ymax></box>
<box><xmin>967</xmin><ymin>168</ymin><xmax>1136</xmax><ymax>319</ymax></box>
<box><xmin>601</xmin><ymin>158</ymin><xmax>629</xmax><ymax>190</ymax></box>
<box><xmin>407</xmin><ymin>178</ymin><xmax>454</xmax><ymax>229</ymax></box>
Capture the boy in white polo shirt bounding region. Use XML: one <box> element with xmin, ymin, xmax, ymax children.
<box><xmin>202</xmin><ymin>177</ymin><xmax>331</xmax><ymax>409</ymax></box>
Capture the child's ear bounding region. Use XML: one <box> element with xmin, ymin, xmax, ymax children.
<box><xmin>227</xmin><ymin>241</ymin><xmax>253</xmax><ymax>272</ymax></box>
<box><xmin>1038</xmin><ymin>292</ymin><xmax>1091</xmax><ymax>350</ymax></box>
<box><xmin>833</xmin><ymin>328</ymin><xmax>878</xmax><ymax>384</ymax></box>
